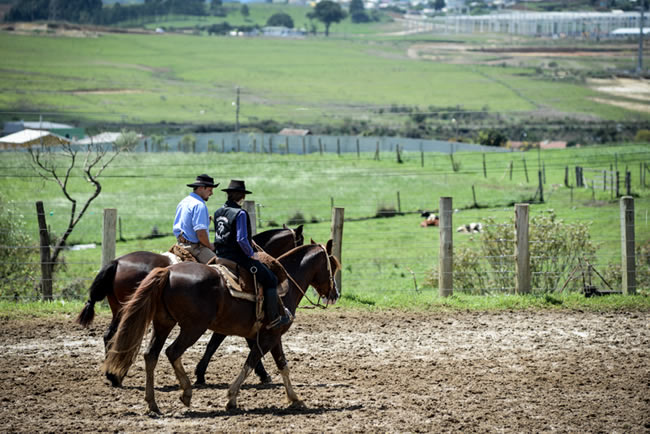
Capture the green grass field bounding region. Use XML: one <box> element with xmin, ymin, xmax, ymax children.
<box><xmin>1</xmin><ymin>144</ymin><xmax>649</xmax><ymax>301</ymax></box>
<box><xmin>0</xmin><ymin>28</ymin><xmax>646</xmax><ymax>128</ymax></box>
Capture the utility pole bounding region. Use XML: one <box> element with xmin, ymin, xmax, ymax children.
<box><xmin>639</xmin><ymin>0</ymin><xmax>646</xmax><ymax>75</ymax></box>
<box><xmin>235</xmin><ymin>86</ymin><xmax>240</xmax><ymax>133</ymax></box>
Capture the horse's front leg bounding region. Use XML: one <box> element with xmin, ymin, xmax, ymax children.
<box><xmin>195</xmin><ymin>332</ymin><xmax>226</xmax><ymax>385</ymax></box>
<box><xmin>271</xmin><ymin>341</ymin><xmax>304</xmax><ymax>408</ymax></box>
<box><xmin>226</xmin><ymin>342</ymin><xmax>266</xmax><ymax>410</ymax></box>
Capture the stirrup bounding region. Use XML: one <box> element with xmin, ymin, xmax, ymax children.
<box><xmin>266</xmin><ymin>308</ymin><xmax>293</xmax><ymax>330</ymax></box>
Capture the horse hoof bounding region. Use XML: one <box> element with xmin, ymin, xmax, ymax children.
<box><xmin>289</xmin><ymin>400</ymin><xmax>306</xmax><ymax>409</ymax></box>
<box><xmin>106</xmin><ymin>372</ymin><xmax>122</xmax><ymax>388</ymax></box>
<box><xmin>180</xmin><ymin>392</ymin><xmax>192</xmax><ymax>407</ymax></box>
<box><xmin>259</xmin><ymin>375</ymin><xmax>272</xmax><ymax>385</ymax></box>
<box><xmin>194</xmin><ymin>377</ymin><xmax>205</xmax><ymax>386</ymax></box>
<box><xmin>147</xmin><ymin>403</ymin><xmax>162</xmax><ymax>415</ymax></box>
<box><xmin>225</xmin><ymin>400</ymin><xmax>237</xmax><ymax>411</ymax></box>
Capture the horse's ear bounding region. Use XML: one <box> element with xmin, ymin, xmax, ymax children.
<box><xmin>295</xmin><ymin>224</ymin><xmax>303</xmax><ymax>235</ymax></box>
<box><xmin>326</xmin><ymin>239</ymin><xmax>333</xmax><ymax>254</ymax></box>
<box><xmin>310</xmin><ymin>238</ymin><xmax>316</xmax><ymax>245</ymax></box>
<box><xmin>283</xmin><ymin>223</ymin><xmax>287</xmax><ymax>229</ymax></box>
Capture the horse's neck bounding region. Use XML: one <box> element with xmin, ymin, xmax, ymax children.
<box><xmin>279</xmin><ymin>246</ymin><xmax>315</xmax><ymax>306</ymax></box>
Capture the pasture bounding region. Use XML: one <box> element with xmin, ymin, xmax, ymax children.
<box><xmin>1</xmin><ymin>144</ymin><xmax>649</xmax><ymax>300</ymax></box>
<box><xmin>0</xmin><ymin>310</ymin><xmax>648</xmax><ymax>431</ymax></box>
<box><xmin>0</xmin><ymin>28</ymin><xmax>648</xmax><ymax>129</ymax></box>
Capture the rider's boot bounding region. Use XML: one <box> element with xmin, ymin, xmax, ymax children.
<box><xmin>264</xmin><ymin>287</ymin><xmax>292</xmax><ymax>330</ymax></box>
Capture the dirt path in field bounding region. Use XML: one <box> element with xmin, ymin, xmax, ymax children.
<box><xmin>1</xmin><ymin>310</ymin><xmax>649</xmax><ymax>432</ymax></box>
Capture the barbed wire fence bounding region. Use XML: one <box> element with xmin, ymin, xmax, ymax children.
<box><xmin>0</xmin><ymin>194</ymin><xmax>646</xmax><ymax>301</ymax></box>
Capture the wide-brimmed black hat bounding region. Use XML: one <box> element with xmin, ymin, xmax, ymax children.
<box><xmin>187</xmin><ymin>174</ymin><xmax>218</xmax><ymax>188</ymax></box>
<box><xmin>221</xmin><ymin>179</ymin><xmax>252</xmax><ymax>194</ymax></box>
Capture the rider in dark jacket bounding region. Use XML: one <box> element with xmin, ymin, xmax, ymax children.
<box><xmin>214</xmin><ymin>180</ymin><xmax>291</xmax><ymax>330</ymax></box>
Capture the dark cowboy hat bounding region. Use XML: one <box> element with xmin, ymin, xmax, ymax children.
<box><xmin>187</xmin><ymin>174</ymin><xmax>219</xmax><ymax>188</ymax></box>
<box><xmin>221</xmin><ymin>179</ymin><xmax>252</xmax><ymax>194</ymax></box>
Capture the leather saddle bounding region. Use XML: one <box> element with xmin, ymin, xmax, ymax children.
<box><xmin>209</xmin><ymin>252</ymin><xmax>288</xmax><ymax>303</ymax></box>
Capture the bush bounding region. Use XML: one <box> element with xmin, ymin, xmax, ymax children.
<box><xmin>266</xmin><ymin>12</ymin><xmax>294</xmax><ymax>28</ymax></box>
<box><xmin>634</xmin><ymin>129</ymin><xmax>650</xmax><ymax>143</ymax></box>
<box><xmin>478</xmin><ymin>129</ymin><xmax>508</xmax><ymax>147</ymax></box>
<box><xmin>436</xmin><ymin>211</ymin><xmax>596</xmax><ymax>293</ymax></box>
<box><xmin>0</xmin><ymin>198</ymin><xmax>38</xmax><ymax>299</ymax></box>
<box><xmin>287</xmin><ymin>211</ymin><xmax>306</xmax><ymax>226</ymax></box>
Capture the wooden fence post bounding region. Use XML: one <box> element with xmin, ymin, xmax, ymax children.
<box><xmin>330</xmin><ymin>207</ymin><xmax>345</xmax><ymax>294</ymax></box>
<box><xmin>221</xmin><ymin>138</ymin><xmax>225</xmax><ymax>153</ymax></box>
<box><xmin>472</xmin><ymin>185</ymin><xmax>477</xmax><ymax>207</ymax></box>
<box><xmin>439</xmin><ymin>197</ymin><xmax>453</xmax><ymax>297</ymax></box>
<box><xmin>522</xmin><ymin>157</ymin><xmax>529</xmax><ymax>183</ymax></box>
<box><xmin>509</xmin><ymin>160</ymin><xmax>513</xmax><ymax>180</ymax></box>
<box><xmin>396</xmin><ymin>191</ymin><xmax>401</xmax><ymax>213</ymax></box>
<box><xmin>102</xmin><ymin>208</ymin><xmax>117</xmax><ymax>268</ymax></box>
<box><xmin>35</xmin><ymin>201</ymin><xmax>52</xmax><ymax>301</ymax></box>
<box><xmin>356</xmin><ymin>138</ymin><xmax>360</xmax><ymax>158</ymax></box>
<box><xmin>243</xmin><ymin>200</ymin><xmax>256</xmax><ymax>235</ymax></box>
<box><xmin>319</xmin><ymin>138</ymin><xmax>323</xmax><ymax>155</ymax></box>
<box><xmin>515</xmin><ymin>204</ymin><xmax>530</xmax><ymax>294</ymax></box>
<box><xmin>564</xmin><ymin>166</ymin><xmax>569</xmax><ymax>187</ymax></box>
<box><xmin>375</xmin><ymin>141</ymin><xmax>379</xmax><ymax>160</ymax></box>
<box><xmin>483</xmin><ymin>153</ymin><xmax>487</xmax><ymax>178</ymax></box>
<box><xmin>269</xmin><ymin>136</ymin><xmax>273</xmax><ymax>154</ymax></box>
<box><xmin>302</xmin><ymin>137</ymin><xmax>306</xmax><ymax>155</ymax></box>
<box><xmin>538</xmin><ymin>171</ymin><xmax>544</xmax><ymax>202</ymax></box>
<box><xmin>620</xmin><ymin>196</ymin><xmax>636</xmax><ymax>295</ymax></box>
<box><xmin>256</xmin><ymin>203</ymin><xmax>261</xmax><ymax>229</ymax></box>
<box><xmin>616</xmin><ymin>171</ymin><xmax>620</xmax><ymax>197</ymax></box>
<box><xmin>337</xmin><ymin>138</ymin><xmax>341</xmax><ymax>156</ymax></box>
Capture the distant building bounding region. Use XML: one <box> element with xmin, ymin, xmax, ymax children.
<box><xmin>279</xmin><ymin>128</ymin><xmax>311</xmax><ymax>136</ymax></box>
<box><xmin>3</xmin><ymin>120</ymin><xmax>84</xmax><ymax>141</ymax></box>
<box><xmin>540</xmin><ymin>140</ymin><xmax>567</xmax><ymax>150</ymax></box>
<box><xmin>0</xmin><ymin>129</ymin><xmax>71</xmax><ymax>150</ymax></box>
<box><xmin>262</xmin><ymin>26</ymin><xmax>306</xmax><ymax>37</ymax></box>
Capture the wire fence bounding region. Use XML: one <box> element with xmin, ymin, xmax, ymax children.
<box><xmin>1</xmin><ymin>197</ymin><xmax>647</xmax><ymax>301</ymax></box>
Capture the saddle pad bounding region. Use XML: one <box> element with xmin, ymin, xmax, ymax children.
<box><xmin>161</xmin><ymin>251</ymin><xmax>181</xmax><ymax>265</ymax></box>
<box><xmin>208</xmin><ymin>264</ymin><xmax>288</xmax><ymax>302</ymax></box>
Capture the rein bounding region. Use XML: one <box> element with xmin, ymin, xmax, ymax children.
<box><xmin>287</xmin><ymin>244</ymin><xmax>335</xmax><ymax>310</ymax></box>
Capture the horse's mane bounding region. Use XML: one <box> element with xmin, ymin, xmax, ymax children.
<box><xmin>252</xmin><ymin>228</ymin><xmax>286</xmax><ymax>246</ymax></box>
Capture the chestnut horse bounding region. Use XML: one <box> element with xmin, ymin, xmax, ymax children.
<box><xmin>102</xmin><ymin>241</ymin><xmax>340</xmax><ymax>413</ymax></box>
<box><xmin>77</xmin><ymin>224</ymin><xmax>303</xmax><ymax>385</ymax></box>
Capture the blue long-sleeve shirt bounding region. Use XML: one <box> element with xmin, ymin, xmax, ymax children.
<box><xmin>235</xmin><ymin>211</ymin><xmax>255</xmax><ymax>258</ymax></box>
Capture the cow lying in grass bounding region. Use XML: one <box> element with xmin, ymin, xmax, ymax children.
<box><xmin>420</xmin><ymin>211</ymin><xmax>439</xmax><ymax>227</ymax></box>
<box><xmin>457</xmin><ymin>222</ymin><xmax>482</xmax><ymax>233</ymax></box>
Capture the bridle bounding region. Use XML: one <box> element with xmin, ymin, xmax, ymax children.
<box><xmin>285</xmin><ymin>244</ymin><xmax>336</xmax><ymax>309</ymax></box>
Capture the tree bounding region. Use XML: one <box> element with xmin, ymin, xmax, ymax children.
<box><xmin>433</xmin><ymin>0</ymin><xmax>445</xmax><ymax>11</ymax></box>
<box><xmin>266</xmin><ymin>12</ymin><xmax>294</xmax><ymax>28</ymax></box>
<box><xmin>240</xmin><ymin>4</ymin><xmax>249</xmax><ymax>17</ymax></box>
<box><xmin>349</xmin><ymin>0</ymin><xmax>364</xmax><ymax>15</ymax></box>
<box><xmin>349</xmin><ymin>0</ymin><xmax>370</xmax><ymax>24</ymax></box>
<box><xmin>307</xmin><ymin>0</ymin><xmax>346</xmax><ymax>36</ymax></box>
<box><xmin>477</xmin><ymin>129</ymin><xmax>507</xmax><ymax>147</ymax></box>
<box><xmin>27</xmin><ymin>130</ymin><xmax>139</xmax><ymax>295</ymax></box>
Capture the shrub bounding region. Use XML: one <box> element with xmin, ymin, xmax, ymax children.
<box><xmin>634</xmin><ymin>129</ymin><xmax>650</xmax><ymax>143</ymax></box>
<box><xmin>287</xmin><ymin>211</ymin><xmax>306</xmax><ymax>226</ymax></box>
<box><xmin>266</xmin><ymin>12</ymin><xmax>294</xmax><ymax>28</ymax></box>
<box><xmin>0</xmin><ymin>198</ymin><xmax>38</xmax><ymax>299</ymax></box>
<box><xmin>434</xmin><ymin>211</ymin><xmax>596</xmax><ymax>293</ymax></box>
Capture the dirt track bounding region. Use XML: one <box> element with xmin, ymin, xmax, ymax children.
<box><xmin>1</xmin><ymin>310</ymin><xmax>649</xmax><ymax>432</ymax></box>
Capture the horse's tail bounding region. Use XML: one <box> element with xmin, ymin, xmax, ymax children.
<box><xmin>76</xmin><ymin>260</ymin><xmax>119</xmax><ymax>327</ymax></box>
<box><xmin>102</xmin><ymin>267</ymin><xmax>170</xmax><ymax>380</ymax></box>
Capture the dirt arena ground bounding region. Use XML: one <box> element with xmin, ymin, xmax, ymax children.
<box><xmin>1</xmin><ymin>309</ymin><xmax>649</xmax><ymax>432</ymax></box>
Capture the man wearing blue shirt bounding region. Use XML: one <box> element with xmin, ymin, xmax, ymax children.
<box><xmin>213</xmin><ymin>180</ymin><xmax>291</xmax><ymax>330</ymax></box>
<box><xmin>173</xmin><ymin>174</ymin><xmax>218</xmax><ymax>264</ymax></box>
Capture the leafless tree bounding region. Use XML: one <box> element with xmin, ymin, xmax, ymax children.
<box><xmin>28</xmin><ymin>131</ymin><xmax>139</xmax><ymax>272</ymax></box>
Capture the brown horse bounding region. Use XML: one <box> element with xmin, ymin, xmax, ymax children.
<box><xmin>102</xmin><ymin>240</ymin><xmax>340</xmax><ymax>413</ymax></box>
<box><xmin>77</xmin><ymin>224</ymin><xmax>303</xmax><ymax>386</ymax></box>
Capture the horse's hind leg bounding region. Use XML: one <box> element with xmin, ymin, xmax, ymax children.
<box><xmin>143</xmin><ymin>319</ymin><xmax>175</xmax><ymax>414</ymax></box>
<box><xmin>194</xmin><ymin>332</ymin><xmax>226</xmax><ymax>385</ymax></box>
<box><xmin>247</xmin><ymin>338</ymin><xmax>272</xmax><ymax>384</ymax></box>
<box><xmin>271</xmin><ymin>342</ymin><xmax>304</xmax><ymax>407</ymax></box>
<box><xmin>165</xmin><ymin>326</ymin><xmax>206</xmax><ymax>408</ymax></box>
<box><xmin>226</xmin><ymin>345</ymin><xmax>264</xmax><ymax>411</ymax></box>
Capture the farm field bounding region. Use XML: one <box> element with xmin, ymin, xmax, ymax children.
<box><xmin>0</xmin><ymin>310</ymin><xmax>648</xmax><ymax>432</ymax></box>
<box><xmin>1</xmin><ymin>144</ymin><xmax>649</xmax><ymax>299</ymax></box>
<box><xmin>0</xmin><ymin>28</ymin><xmax>648</xmax><ymax>129</ymax></box>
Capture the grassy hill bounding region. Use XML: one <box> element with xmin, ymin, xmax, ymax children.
<box><xmin>0</xmin><ymin>27</ymin><xmax>647</xmax><ymax>141</ymax></box>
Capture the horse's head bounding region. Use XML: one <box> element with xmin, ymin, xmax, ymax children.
<box><xmin>310</xmin><ymin>239</ymin><xmax>341</xmax><ymax>305</ymax></box>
